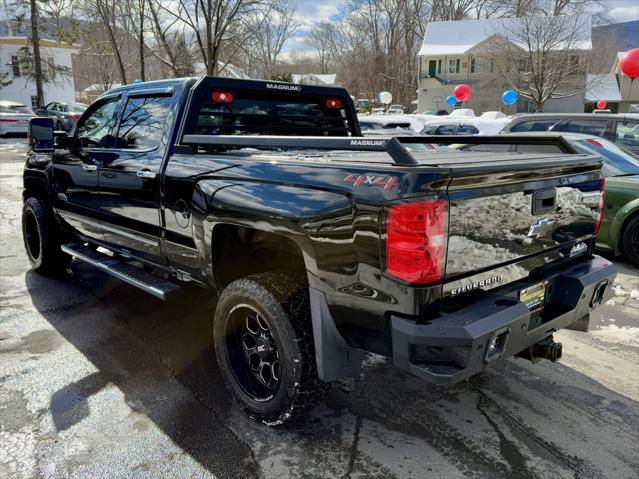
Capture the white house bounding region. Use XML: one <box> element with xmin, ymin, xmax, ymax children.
<box><xmin>416</xmin><ymin>17</ymin><xmax>592</xmax><ymax>114</ymax></box>
<box><xmin>0</xmin><ymin>37</ymin><xmax>79</xmax><ymax>107</ymax></box>
<box><xmin>292</xmin><ymin>73</ymin><xmax>337</xmax><ymax>86</ymax></box>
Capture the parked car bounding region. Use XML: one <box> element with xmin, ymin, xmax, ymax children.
<box><xmin>359</xmin><ymin>118</ymin><xmax>413</xmax><ymax>132</ymax></box>
<box><xmin>421</xmin><ymin>116</ymin><xmax>508</xmax><ymax>135</ymax></box>
<box><xmin>387</xmin><ymin>104</ymin><xmax>405</xmax><ymax>114</ymax></box>
<box><xmin>360</xmin><ymin>114</ymin><xmax>425</xmax><ymax>132</ymax></box>
<box><xmin>501</xmin><ymin>113</ymin><xmax>639</xmax><ymax>155</ymax></box>
<box><xmin>421</xmin><ymin>109</ymin><xmax>448</xmax><ymax>116</ymax></box>
<box><xmin>0</xmin><ymin>101</ymin><xmax>35</xmax><ymax>136</ymax></box>
<box><xmin>23</xmin><ymin>77</ymin><xmax>615</xmax><ymax>426</ymax></box>
<box><xmin>37</xmin><ymin>101</ymin><xmax>88</xmax><ymax>131</ymax></box>
<box><xmin>466</xmin><ymin>132</ymin><xmax>639</xmax><ymax>266</ymax></box>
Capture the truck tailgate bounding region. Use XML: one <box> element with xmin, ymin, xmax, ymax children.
<box><xmin>438</xmin><ymin>154</ymin><xmax>603</xmax><ymax>296</ymax></box>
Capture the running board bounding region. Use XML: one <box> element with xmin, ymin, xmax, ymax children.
<box><xmin>61</xmin><ymin>243</ymin><xmax>182</xmax><ymax>301</ymax></box>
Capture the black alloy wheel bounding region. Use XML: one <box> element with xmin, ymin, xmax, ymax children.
<box><xmin>226</xmin><ymin>304</ymin><xmax>281</xmax><ymax>400</ymax></box>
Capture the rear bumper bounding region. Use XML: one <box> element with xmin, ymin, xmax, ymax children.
<box><xmin>391</xmin><ymin>255</ymin><xmax>616</xmax><ymax>385</ymax></box>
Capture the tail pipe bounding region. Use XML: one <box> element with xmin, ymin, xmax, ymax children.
<box><xmin>515</xmin><ymin>335</ymin><xmax>563</xmax><ymax>364</ymax></box>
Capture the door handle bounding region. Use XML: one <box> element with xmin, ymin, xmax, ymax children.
<box><xmin>136</xmin><ymin>170</ymin><xmax>157</xmax><ymax>179</ymax></box>
<box><xmin>82</xmin><ymin>164</ymin><xmax>98</xmax><ymax>172</ymax></box>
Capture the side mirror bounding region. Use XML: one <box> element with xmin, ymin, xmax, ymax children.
<box><xmin>28</xmin><ymin>117</ymin><xmax>54</xmax><ymax>152</ymax></box>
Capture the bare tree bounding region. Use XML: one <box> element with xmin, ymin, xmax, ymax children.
<box><xmin>243</xmin><ymin>0</ymin><xmax>301</xmax><ymax>78</ymax></box>
<box><xmin>86</xmin><ymin>0</ymin><xmax>128</xmax><ymax>84</ymax></box>
<box><xmin>306</xmin><ymin>21</ymin><xmax>338</xmax><ymax>74</ymax></box>
<box><xmin>158</xmin><ymin>0</ymin><xmax>261</xmax><ymax>75</ymax></box>
<box><xmin>489</xmin><ymin>15</ymin><xmax>593</xmax><ymax>111</ymax></box>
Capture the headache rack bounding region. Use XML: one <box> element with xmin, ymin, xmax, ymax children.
<box><xmin>178</xmin><ymin>134</ymin><xmax>578</xmax><ymax>167</ymax></box>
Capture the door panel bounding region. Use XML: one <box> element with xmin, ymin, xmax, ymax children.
<box><xmin>428</xmin><ymin>60</ymin><xmax>437</xmax><ymax>76</ymax></box>
<box><xmin>98</xmin><ymin>93</ymin><xmax>174</xmax><ymax>261</ymax></box>
<box><xmin>53</xmin><ymin>96</ymin><xmax>120</xmax><ymax>241</ymax></box>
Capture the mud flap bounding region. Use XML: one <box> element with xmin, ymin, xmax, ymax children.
<box><xmin>309</xmin><ymin>288</ymin><xmax>365</xmax><ymax>381</ymax></box>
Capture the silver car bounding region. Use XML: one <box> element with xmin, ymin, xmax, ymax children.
<box><xmin>0</xmin><ymin>101</ymin><xmax>35</xmax><ymax>136</ymax></box>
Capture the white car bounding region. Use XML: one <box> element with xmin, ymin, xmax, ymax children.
<box><xmin>0</xmin><ymin>101</ymin><xmax>35</xmax><ymax>136</ymax></box>
<box><xmin>420</xmin><ymin>117</ymin><xmax>508</xmax><ymax>136</ymax></box>
<box><xmin>387</xmin><ymin>104</ymin><xmax>405</xmax><ymax>114</ymax></box>
<box><xmin>361</xmin><ymin>114</ymin><xmax>425</xmax><ymax>133</ymax></box>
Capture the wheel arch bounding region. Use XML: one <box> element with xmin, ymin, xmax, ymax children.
<box><xmin>611</xmin><ymin>199</ymin><xmax>639</xmax><ymax>255</ymax></box>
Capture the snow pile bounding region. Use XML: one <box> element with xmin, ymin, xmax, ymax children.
<box><xmin>592</xmin><ymin>326</ymin><xmax>639</xmax><ymax>347</ymax></box>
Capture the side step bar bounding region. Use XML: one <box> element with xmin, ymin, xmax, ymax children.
<box><xmin>61</xmin><ymin>243</ymin><xmax>182</xmax><ymax>301</ymax></box>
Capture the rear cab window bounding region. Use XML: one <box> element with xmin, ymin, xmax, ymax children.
<box><xmin>182</xmin><ymin>79</ymin><xmax>358</xmax><ymax>141</ymax></box>
<box><xmin>115</xmin><ymin>95</ymin><xmax>173</xmax><ymax>150</ymax></box>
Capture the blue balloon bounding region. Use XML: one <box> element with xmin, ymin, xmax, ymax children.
<box><xmin>446</xmin><ymin>95</ymin><xmax>457</xmax><ymax>106</ymax></box>
<box><xmin>133</xmin><ymin>79</ymin><xmax>142</xmax><ymax>84</ymax></box>
<box><xmin>502</xmin><ymin>89</ymin><xmax>518</xmax><ymax>105</ymax></box>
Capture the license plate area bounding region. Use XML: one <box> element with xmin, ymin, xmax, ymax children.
<box><xmin>519</xmin><ymin>280</ymin><xmax>548</xmax><ymax>314</ymax></box>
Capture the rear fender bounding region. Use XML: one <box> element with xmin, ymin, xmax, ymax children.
<box><xmin>194</xmin><ymin>179</ymin><xmax>353</xmax><ymax>289</ymax></box>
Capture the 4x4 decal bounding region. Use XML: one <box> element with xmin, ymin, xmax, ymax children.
<box><xmin>344</xmin><ymin>174</ymin><xmax>398</xmax><ymax>190</ymax></box>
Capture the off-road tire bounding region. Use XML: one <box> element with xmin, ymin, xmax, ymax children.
<box><xmin>22</xmin><ymin>196</ymin><xmax>70</xmax><ymax>274</ymax></box>
<box><xmin>214</xmin><ymin>272</ymin><xmax>329</xmax><ymax>425</ymax></box>
<box><xmin>621</xmin><ymin>215</ymin><xmax>639</xmax><ymax>267</ymax></box>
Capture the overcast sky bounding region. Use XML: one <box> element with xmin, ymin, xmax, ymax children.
<box><xmin>284</xmin><ymin>0</ymin><xmax>639</xmax><ymax>56</ymax></box>
<box><xmin>293</xmin><ymin>0</ymin><xmax>639</xmax><ymax>23</ymax></box>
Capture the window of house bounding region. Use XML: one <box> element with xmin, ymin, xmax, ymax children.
<box><xmin>30</xmin><ymin>96</ymin><xmax>38</xmax><ymax>108</ymax></box>
<box><xmin>115</xmin><ymin>95</ymin><xmax>173</xmax><ymax>150</ymax></box>
<box><xmin>489</xmin><ymin>58</ymin><xmax>495</xmax><ymax>73</ymax></box>
<box><xmin>570</xmin><ymin>55</ymin><xmax>580</xmax><ymax>71</ymax></box>
<box><xmin>11</xmin><ymin>56</ymin><xmax>20</xmax><ymax>77</ymax></box>
<box><xmin>471</xmin><ymin>57</ymin><xmax>488</xmax><ymax>74</ymax></box>
<box><xmin>448</xmin><ymin>59</ymin><xmax>459</xmax><ymax>74</ymax></box>
<box><xmin>41</xmin><ymin>56</ymin><xmax>55</xmax><ymax>79</ymax></box>
<box><xmin>438</xmin><ymin>59</ymin><xmax>442</xmax><ymax>74</ymax></box>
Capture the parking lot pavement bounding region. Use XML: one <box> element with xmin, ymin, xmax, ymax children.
<box><xmin>1</xmin><ymin>141</ymin><xmax>638</xmax><ymax>479</ymax></box>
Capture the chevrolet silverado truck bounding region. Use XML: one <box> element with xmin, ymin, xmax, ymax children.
<box><xmin>23</xmin><ymin>77</ymin><xmax>616</xmax><ymax>425</ymax></box>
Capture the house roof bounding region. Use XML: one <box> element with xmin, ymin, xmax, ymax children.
<box><xmin>0</xmin><ymin>36</ymin><xmax>80</xmax><ymax>49</ymax></box>
<box><xmin>585</xmin><ymin>74</ymin><xmax>622</xmax><ymax>101</ymax></box>
<box><xmin>418</xmin><ymin>16</ymin><xmax>592</xmax><ymax>57</ymax></box>
<box><xmin>292</xmin><ymin>73</ymin><xmax>337</xmax><ymax>85</ymax></box>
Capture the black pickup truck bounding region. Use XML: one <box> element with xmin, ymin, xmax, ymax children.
<box><xmin>23</xmin><ymin>77</ymin><xmax>616</xmax><ymax>425</ymax></box>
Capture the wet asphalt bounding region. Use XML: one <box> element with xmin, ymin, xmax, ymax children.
<box><xmin>1</xmin><ymin>142</ymin><xmax>638</xmax><ymax>479</ymax></box>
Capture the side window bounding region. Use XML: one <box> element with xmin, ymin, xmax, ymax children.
<box><xmin>559</xmin><ymin>119</ymin><xmax>607</xmax><ymax>136</ymax></box>
<box><xmin>115</xmin><ymin>95</ymin><xmax>173</xmax><ymax>150</ymax></box>
<box><xmin>49</xmin><ymin>103</ymin><xmax>59</xmax><ymax>112</ymax></box>
<box><xmin>458</xmin><ymin>124</ymin><xmax>479</xmax><ymax>135</ymax></box>
<box><xmin>615</xmin><ymin>121</ymin><xmax>639</xmax><ymax>149</ymax></box>
<box><xmin>511</xmin><ymin>119</ymin><xmax>557</xmax><ymax>132</ymax></box>
<box><xmin>76</xmin><ymin>97</ymin><xmax>120</xmax><ymax>148</ymax></box>
<box><xmin>434</xmin><ymin>124</ymin><xmax>457</xmax><ymax>135</ymax></box>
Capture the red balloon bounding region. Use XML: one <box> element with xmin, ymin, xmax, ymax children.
<box><xmin>453</xmin><ymin>84</ymin><xmax>472</xmax><ymax>102</ymax></box>
<box><xmin>619</xmin><ymin>48</ymin><xmax>639</xmax><ymax>80</ymax></box>
<box><xmin>596</xmin><ymin>100</ymin><xmax>607</xmax><ymax>109</ymax></box>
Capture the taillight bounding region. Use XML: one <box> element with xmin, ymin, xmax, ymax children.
<box><xmin>325</xmin><ymin>98</ymin><xmax>342</xmax><ymax>109</ymax></box>
<box><xmin>212</xmin><ymin>91</ymin><xmax>233</xmax><ymax>103</ymax></box>
<box><xmin>595</xmin><ymin>176</ymin><xmax>605</xmax><ymax>234</ymax></box>
<box><xmin>0</xmin><ymin>119</ymin><xmax>18</xmax><ymax>123</ymax></box>
<box><xmin>68</xmin><ymin>113</ymin><xmax>81</xmax><ymax>120</ymax></box>
<box><xmin>386</xmin><ymin>199</ymin><xmax>448</xmax><ymax>284</ymax></box>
